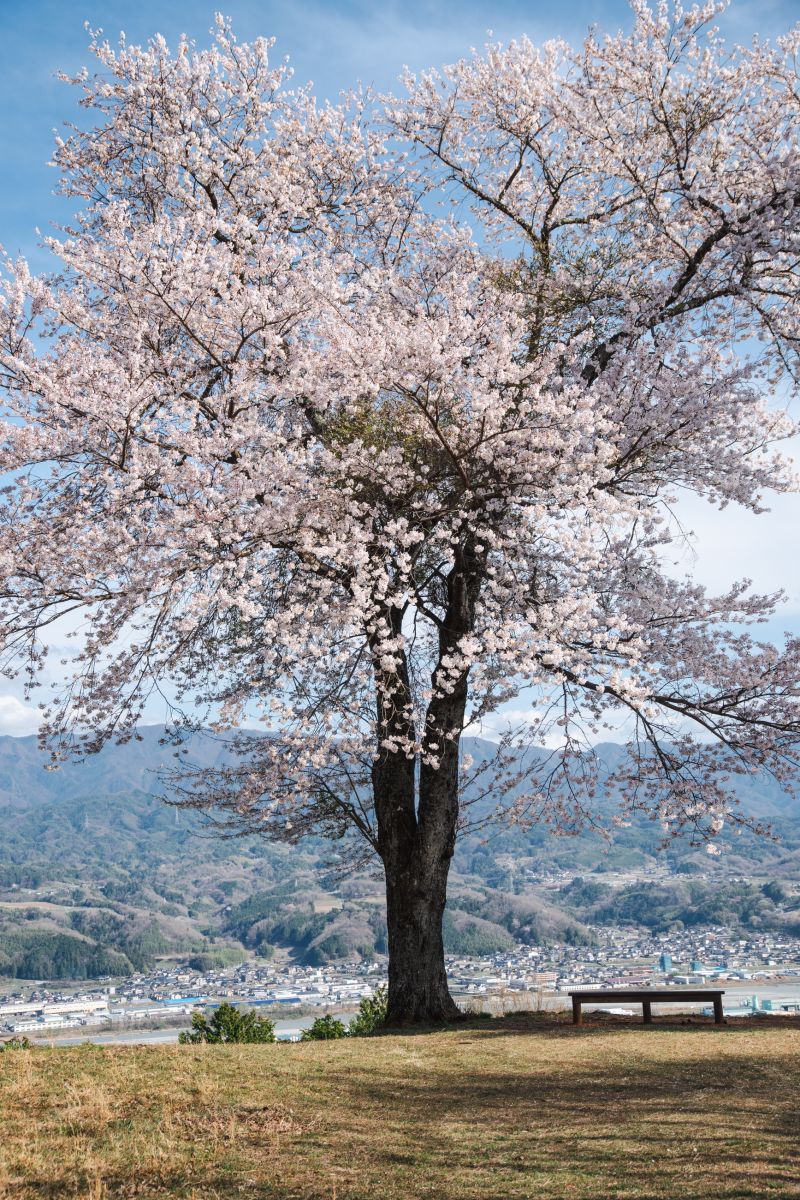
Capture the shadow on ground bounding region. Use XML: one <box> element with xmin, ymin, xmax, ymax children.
<box><xmin>8</xmin><ymin>1016</ymin><xmax>800</xmax><ymax>1200</ymax></box>
<box><xmin>312</xmin><ymin>1036</ymin><xmax>800</xmax><ymax>1200</ymax></box>
<box><xmin>378</xmin><ymin>1009</ymin><xmax>800</xmax><ymax>1038</ymax></box>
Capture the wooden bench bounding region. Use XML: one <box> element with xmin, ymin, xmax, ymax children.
<box><xmin>568</xmin><ymin>988</ymin><xmax>725</xmax><ymax>1025</ymax></box>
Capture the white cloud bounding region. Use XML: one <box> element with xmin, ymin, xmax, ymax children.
<box><xmin>0</xmin><ymin>695</ymin><xmax>41</xmax><ymax>736</ymax></box>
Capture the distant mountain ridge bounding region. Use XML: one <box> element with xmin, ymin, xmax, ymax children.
<box><xmin>2</xmin><ymin>724</ymin><xmax>799</xmax><ymax>886</ymax></box>
<box><xmin>0</xmin><ymin>724</ymin><xmax>797</xmax><ymax>817</ymax></box>
<box><xmin>0</xmin><ymin>725</ymin><xmax>229</xmax><ymax>807</ymax></box>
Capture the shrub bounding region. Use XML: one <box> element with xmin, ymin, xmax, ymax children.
<box><xmin>179</xmin><ymin>1002</ymin><xmax>275</xmax><ymax>1044</ymax></box>
<box><xmin>349</xmin><ymin>986</ymin><xmax>388</xmax><ymax>1036</ymax></box>
<box><xmin>0</xmin><ymin>1037</ymin><xmax>31</xmax><ymax>1051</ymax></box>
<box><xmin>301</xmin><ymin>1014</ymin><xmax>348</xmax><ymax>1041</ymax></box>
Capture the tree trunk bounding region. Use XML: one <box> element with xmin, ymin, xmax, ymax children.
<box><xmin>371</xmin><ymin>541</ymin><xmax>483</xmax><ymax>1025</ymax></box>
<box><xmin>376</xmin><ymin>714</ymin><xmax>465</xmax><ymax>1025</ymax></box>
<box><xmin>383</xmin><ymin>853</ymin><xmax>462</xmax><ymax>1025</ymax></box>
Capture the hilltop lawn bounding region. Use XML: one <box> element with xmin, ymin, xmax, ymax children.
<box><xmin>1</xmin><ymin>1014</ymin><xmax>799</xmax><ymax>1199</ymax></box>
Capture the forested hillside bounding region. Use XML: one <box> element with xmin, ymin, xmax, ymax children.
<box><xmin>1</xmin><ymin>728</ymin><xmax>799</xmax><ymax>978</ymax></box>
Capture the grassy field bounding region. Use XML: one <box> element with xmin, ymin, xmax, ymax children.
<box><xmin>2</xmin><ymin>1013</ymin><xmax>799</xmax><ymax>1199</ymax></box>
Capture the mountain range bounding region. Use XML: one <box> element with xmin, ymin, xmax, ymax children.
<box><xmin>1</xmin><ymin>727</ymin><xmax>799</xmax><ymax>980</ymax></box>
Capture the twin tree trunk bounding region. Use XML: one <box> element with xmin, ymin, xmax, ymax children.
<box><xmin>384</xmin><ymin>846</ymin><xmax>459</xmax><ymax>1025</ymax></box>
<box><xmin>379</xmin><ymin>750</ymin><xmax>463</xmax><ymax>1025</ymax></box>
<box><xmin>372</xmin><ymin>539</ymin><xmax>482</xmax><ymax>1025</ymax></box>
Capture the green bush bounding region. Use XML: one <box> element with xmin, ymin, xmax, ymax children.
<box><xmin>349</xmin><ymin>986</ymin><xmax>388</xmax><ymax>1036</ymax></box>
<box><xmin>179</xmin><ymin>1002</ymin><xmax>275</xmax><ymax>1044</ymax></box>
<box><xmin>0</xmin><ymin>1036</ymin><xmax>31</xmax><ymax>1052</ymax></box>
<box><xmin>301</xmin><ymin>1014</ymin><xmax>348</xmax><ymax>1041</ymax></box>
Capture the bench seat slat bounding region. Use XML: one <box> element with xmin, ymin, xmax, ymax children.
<box><xmin>568</xmin><ymin>989</ymin><xmax>724</xmax><ymax>1001</ymax></box>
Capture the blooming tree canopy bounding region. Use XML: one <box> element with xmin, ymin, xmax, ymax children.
<box><xmin>1</xmin><ymin>2</ymin><xmax>799</xmax><ymax>1020</ymax></box>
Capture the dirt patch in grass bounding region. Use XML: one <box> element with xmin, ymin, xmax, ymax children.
<box><xmin>1</xmin><ymin>1013</ymin><xmax>798</xmax><ymax>1199</ymax></box>
<box><xmin>173</xmin><ymin>1101</ymin><xmax>305</xmax><ymax>1143</ymax></box>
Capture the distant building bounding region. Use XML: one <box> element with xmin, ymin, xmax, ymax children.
<box><xmin>658</xmin><ymin>953</ymin><xmax>673</xmax><ymax>973</ymax></box>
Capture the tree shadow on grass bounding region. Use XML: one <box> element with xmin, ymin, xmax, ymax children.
<box><xmin>377</xmin><ymin>1010</ymin><xmax>800</xmax><ymax>1039</ymax></box>
<box><xmin>311</xmin><ymin>1042</ymin><xmax>800</xmax><ymax>1200</ymax></box>
<box><xmin>15</xmin><ymin>1032</ymin><xmax>800</xmax><ymax>1200</ymax></box>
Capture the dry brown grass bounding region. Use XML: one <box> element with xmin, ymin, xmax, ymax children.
<box><xmin>1</xmin><ymin>1012</ymin><xmax>799</xmax><ymax>1199</ymax></box>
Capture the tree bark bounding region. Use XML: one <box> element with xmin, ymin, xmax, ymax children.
<box><xmin>373</xmin><ymin>744</ymin><xmax>462</xmax><ymax>1025</ymax></box>
<box><xmin>372</xmin><ymin>539</ymin><xmax>483</xmax><ymax>1025</ymax></box>
<box><xmin>384</xmin><ymin>851</ymin><xmax>462</xmax><ymax>1024</ymax></box>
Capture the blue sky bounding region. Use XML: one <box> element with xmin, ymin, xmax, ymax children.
<box><xmin>0</xmin><ymin>0</ymin><xmax>798</xmax><ymax>735</ymax></box>
<box><xmin>1</xmin><ymin>0</ymin><xmax>797</xmax><ymax>268</ymax></box>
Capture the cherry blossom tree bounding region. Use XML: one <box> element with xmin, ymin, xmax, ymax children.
<box><xmin>1</xmin><ymin>3</ymin><xmax>800</xmax><ymax>1022</ymax></box>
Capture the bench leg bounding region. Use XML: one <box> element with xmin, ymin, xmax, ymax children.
<box><xmin>642</xmin><ymin>1000</ymin><xmax>652</xmax><ymax>1024</ymax></box>
<box><xmin>713</xmin><ymin>996</ymin><xmax>724</xmax><ymax>1025</ymax></box>
<box><xmin>572</xmin><ymin>996</ymin><xmax>582</xmax><ymax>1026</ymax></box>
